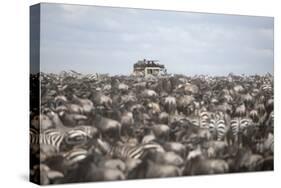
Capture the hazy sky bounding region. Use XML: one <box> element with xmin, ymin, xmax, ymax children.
<box><xmin>40</xmin><ymin>3</ymin><xmax>274</xmax><ymax>76</ymax></box>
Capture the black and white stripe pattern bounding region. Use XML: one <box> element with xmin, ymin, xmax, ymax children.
<box><xmin>97</xmin><ymin>139</ymin><xmax>162</xmax><ymax>160</ymax></box>
<box><xmin>230</xmin><ymin>117</ymin><xmax>252</xmax><ymax>137</ymax></box>
<box><xmin>30</xmin><ymin>128</ymin><xmax>65</xmax><ymax>152</ymax></box>
<box><xmin>261</xmin><ymin>83</ymin><xmax>273</xmax><ymax>93</ymax></box>
<box><xmin>30</xmin><ymin>127</ymin><xmax>40</xmax><ymax>146</ymax></box>
<box><xmin>208</xmin><ymin>114</ymin><xmax>226</xmax><ymax>141</ymax></box>
<box><xmin>65</xmin><ymin>126</ymin><xmax>97</xmax><ymax>145</ymax></box>
<box><xmin>63</xmin><ymin>148</ymin><xmax>89</xmax><ymax>165</ymax></box>
<box><xmin>190</xmin><ymin>111</ymin><xmax>210</xmax><ymax>128</ymax></box>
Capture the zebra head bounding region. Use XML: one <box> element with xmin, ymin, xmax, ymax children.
<box><xmin>64</xmin><ymin>131</ymin><xmax>88</xmax><ymax>146</ymax></box>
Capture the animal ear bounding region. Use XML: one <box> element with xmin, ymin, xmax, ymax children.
<box><xmin>47</xmin><ymin>170</ymin><xmax>64</xmax><ymax>179</ymax></box>
<box><xmin>97</xmin><ymin>138</ymin><xmax>109</xmax><ymax>151</ymax></box>
<box><xmin>58</xmin><ymin>111</ymin><xmax>64</xmax><ymax>117</ymax></box>
<box><xmin>73</xmin><ymin>114</ymin><xmax>87</xmax><ymax>120</ymax></box>
<box><xmin>119</xmin><ymin>104</ymin><xmax>125</xmax><ymax>109</ymax></box>
<box><xmin>187</xmin><ymin>150</ymin><xmax>196</xmax><ymax>160</ymax></box>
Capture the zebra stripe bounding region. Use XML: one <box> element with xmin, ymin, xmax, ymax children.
<box><xmin>97</xmin><ymin>139</ymin><xmax>162</xmax><ymax>160</ymax></box>
<box><xmin>190</xmin><ymin>111</ymin><xmax>210</xmax><ymax>128</ymax></box>
<box><xmin>208</xmin><ymin>118</ymin><xmax>226</xmax><ymax>141</ymax></box>
<box><xmin>67</xmin><ymin>126</ymin><xmax>96</xmax><ymax>138</ymax></box>
<box><xmin>230</xmin><ymin>117</ymin><xmax>252</xmax><ymax>136</ymax></box>
<box><xmin>30</xmin><ymin>128</ymin><xmax>65</xmax><ymax>152</ymax></box>
<box><xmin>261</xmin><ymin>84</ymin><xmax>272</xmax><ymax>93</ymax></box>
<box><xmin>200</xmin><ymin>111</ymin><xmax>210</xmax><ymax>120</ymax></box>
<box><xmin>65</xmin><ymin>126</ymin><xmax>97</xmax><ymax>145</ymax></box>
<box><xmin>63</xmin><ymin>148</ymin><xmax>88</xmax><ymax>165</ymax></box>
<box><xmin>30</xmin><ymin>127</ymin><xmax>39</xmax><ymax>145</ymax></box>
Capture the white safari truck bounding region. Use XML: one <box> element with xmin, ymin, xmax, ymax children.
<box><xmin>133</xmin><ymin>59</ymin><xmax>167</xmax><ymax>77</ymax></box>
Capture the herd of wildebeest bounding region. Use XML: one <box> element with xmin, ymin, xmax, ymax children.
<box><xmin>30</xmin><ymin>71</ymin><xmax>273</xmax><ymax>185</ymax></box>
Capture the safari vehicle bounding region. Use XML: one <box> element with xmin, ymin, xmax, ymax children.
<box><xmin>133</xmin><ymin>59</ymin><xmax>167</xmax><ymax>77</ymax></box>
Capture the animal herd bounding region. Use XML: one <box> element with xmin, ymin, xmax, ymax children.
<box><xmin>30</xmin><ymin>71</ymin><xmax>274</xmax><ymax>185</ymax></box>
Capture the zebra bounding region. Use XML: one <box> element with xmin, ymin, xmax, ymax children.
<box><xmin>30</xmin><ymin>128</ymin><xmax>65</xmax><ymax>152</ymax></box>
<box><xmin>208</xmin><ymin>113</ymin><xmax>226</xmax><ymax>141</ymax></box>
<box><xmin>63</xmin><ymin>148</ymin><xmax>89</xmax><ymax>165</ymax></box>
<box><xmin>30</xmin><ymin>125</ymin><xmax>97</xmax><ymax>152</ymax></box>
<box><xmin>97</xmin><ymin>139</ymin><xmax>163</xmax><ymax>160</ymax></box>
<box><xmin>230</xmin><ymin>117</ymin><xmax>253</xmax><ymax>147</ymax></box>
<box><xmin>189</xmin><ymin>110</ymin><xmax>210</xmax><ymax>129</ymax></box>
<box><xmin>64</xmin><ymin>126</ymin><xmax>98</xmax><ymax>146</ymax></box>
<box><xmin>260</xmin><ymin>83</ymin><xmax>273</xmax><ymax>94</ymax></box>
<box><xmin>84</xmin><ymin>73</ymin><xmax>98</xmax><ymax>81</ymax></box>
<box><xmin>30</xmin><ymin>127</ymin><xmax>40</xmax><ymax>148</ymax></box>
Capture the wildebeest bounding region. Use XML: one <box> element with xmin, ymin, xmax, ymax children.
<box><xmin>30</xmin><ymin>71</ymin><xmax>274</xmax><ymax>184</ymax></box>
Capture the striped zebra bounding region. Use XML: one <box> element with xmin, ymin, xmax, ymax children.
<box><xmin>64</xmin><ymin>126</ymin><xmax>98</xmax><ymax>146</ymax></box>
<box><xmin>208</xmin><ymin>113</ymin><xmax>226</xmax><ymax>141</ymax></box>
<box><xmin>84</xmin><ymin>73</ymin><xmax>98</xmax><ymax>80</ymax></box>
<box><xmin>230</xmin><ymin>117</ymin><xmax>253</xmax><ymax>146</ymax></box>
<box><xmin>261</xmin><ymin>83</ymin><xmax>273</xmax><ymax>94</ymax></box>
<box><xmin>189</xmin><ymin>111</ymin><xmax>210</xmax><ymax>128</ymax></box>
<box><xmin>63</xmin><ymin>148</ymin><xmax>89</xmax><ymax>165</ymax></box>
<box><xmin>30</xmin><ymin>127</ymin><xmax>40</xmax><ymax>147</ymax></box>
<box><xmin>30</xmin><ymin>128</ymin><xmax>65</xmax><ymax>152</ymax></box>
<box><xmin>30</xmin><ymin>125</ymin><xmax>97</xmax><ymax>152</ymax></box>
<box><xmin>97</xmin><ymin>139</ymin><xmax>163</xmax><ymax>160</ymax></box>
